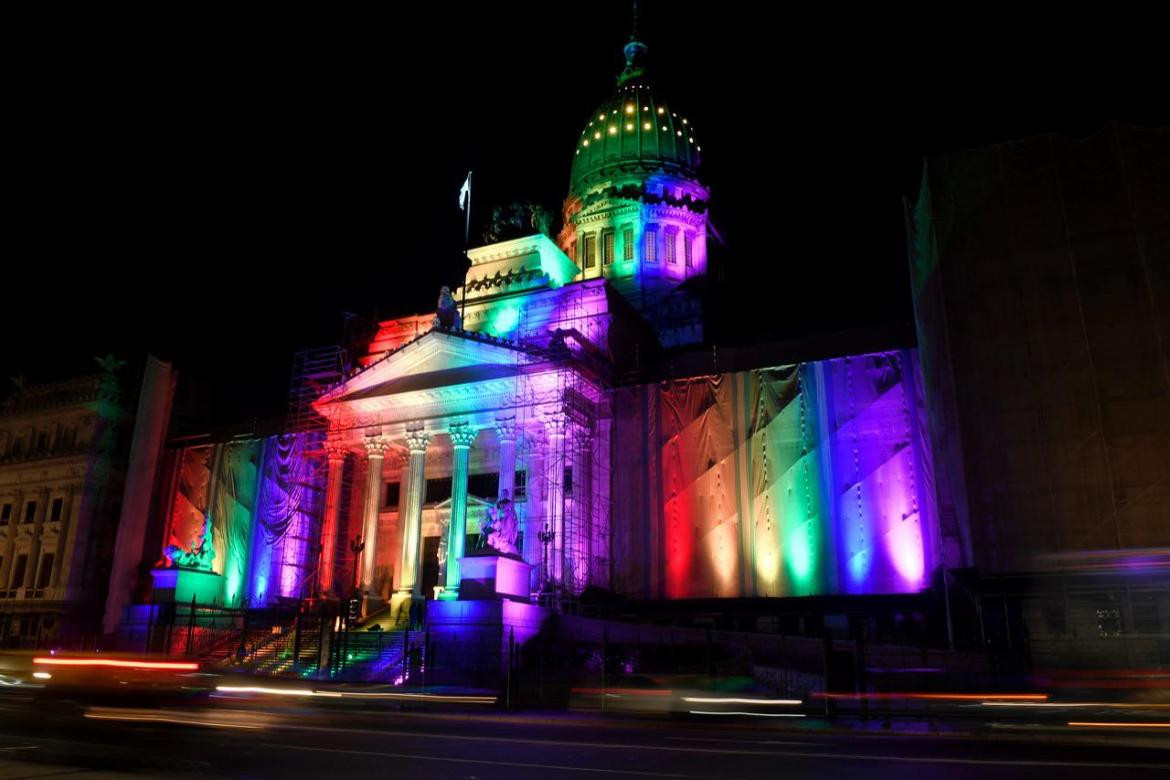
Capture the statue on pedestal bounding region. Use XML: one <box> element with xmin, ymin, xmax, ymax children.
<box><xmin>433</xmin><ymin>286</ymin><xmax>462</xmax><ymax>331</ymax></box>
<box><xmin>477</xmin><ymin>491</ymin><xmax>519</xmax><ymax>556</ymax></box>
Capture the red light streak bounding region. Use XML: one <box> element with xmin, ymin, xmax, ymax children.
<box><xmin>33</xmin><ymin>657</ymin><xmax>199</xmax><ymax>671</ymax></box>
<box><xmin>812</xmin><ymin>692</ymin><xmax>1048</xmax><ymax>702</ymax></box>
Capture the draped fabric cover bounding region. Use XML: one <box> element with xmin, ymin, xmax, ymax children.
<box><xmin>167</xmin><ymin>446</ymin><xmax>212</xmax><ymax>556</ymax></box>
<box><xmin>163</xmin><ymin>441</ymin><xmax>261</xmax><ymax>605</ymax></box>
<box><xmin>251</xmin><ymin>433</ymin><xmax>325</xmax><ymax>602</ymax></box>
<box><xmin>615</xmin><ymin>350</ymin><xmax>942</xmax><ymax>599</ymax></box>
<box><xmin>212</xmin><ymin>440</ymin><xmax>262</xmax><ymax>606</ymax></box>
<box><xmin>162</xmin><ymin>434</ymin><xmax>321</xmax><ymax>606</ymax></box>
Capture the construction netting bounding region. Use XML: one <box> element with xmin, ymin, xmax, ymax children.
<box><xmin>907</xmin><ymin>122</ymin><xmax>1170</xmax><ymax>573</ymax></box>
<box><xmin>612</xmin><ymin>349</ymin><xmax>946</xmax><ymax>599</ymax></box>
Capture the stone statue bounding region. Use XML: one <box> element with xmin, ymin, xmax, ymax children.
<box><xmin>437</xmin><ymin>518</ymin><xmax>449</xmax><ymax>582</ymax></box>
<box><xmin>163</xmin><ymin>515</ymin><xmax>215</xmax><ymax>571</ymax></box>
<box><xmin>433</xmin><ymin>286</ymin><xmax>462</xmax><ymax>331</ymax></box>
<box><xmin>483</xmin><ymin>203</ymin><xmax>553</xmax><ymax>244</ymax></box>
<box><xmin>479</xmin><ymin>491</ymin><xmax>519</xmax><ymax>556</ymax></box>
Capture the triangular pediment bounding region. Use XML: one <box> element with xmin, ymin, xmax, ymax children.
<box><xmin>315</xmin><ymin>328</ymin><xmax>539</xmax><ymax>408</ymax></box>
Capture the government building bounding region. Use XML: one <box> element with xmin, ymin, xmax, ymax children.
<box><xmin>6</xmin><ymin>20</ymin><xmax>1165</xmax><ymax>687</ymax></box>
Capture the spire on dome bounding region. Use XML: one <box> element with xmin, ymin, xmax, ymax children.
<box><xmin>617</xmin><ymin>0</ymin><xmax>648</xmax><ymax>86</ymax></box>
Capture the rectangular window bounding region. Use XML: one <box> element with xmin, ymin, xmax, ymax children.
<box><xmin>582</xmin><ymin>234</ymin><xmax>596</xmax><ymax>269</ymax></box>
<box><xmin>644</xmin><ymin>226</ymin><xmax>657</xmax><ymax>263</ymax></box>
<box><xmin>50</xmin><ymin>498</ymin><xmax>63</xmax><ymax>522</ymax></box>
<box><xmin>684</xmin><ymin>232</ymin><xmax>694</xmax><ymax>268</ymax></box>
<box><xmin>1096</xmin><ymin>607</ymin><xmax>1122</xmax><ymax>638</ymax></box>
<box><xmin>0</xmin><ymin>504</ymin><xmax>10</xmax><ymax>525</ymax></box>
<box><xmin>425</xmin><ymin>476</ymin><xmax>453</xmax><ymax>503</ymax></box>
<box><xmin>623</xmin><ymin>227</ymin><xmax>634</xmax><ymax>261</ymax></box>
<box><xmin>665</xmin><ymin>226</ymin><xmax>678</xmax><ymax>264</ymax></box>
<box><xmin>513</xmin><ymin>470</ymin><xmax>527</xmax><ymax>500</ymax></box>
<box><xmin>602</xmin><ymin>231</ymin><xmax>615</xmax><ymax>265</ymax></box>
<box><xmin>467</xmin><ymin>472</ymin><xmax>500</xmax><ymax>500</ymax></box>
<box><xmin>10</xmin><ymin>555</ymin><xmax>27</xmax><ymax>589</ymax></box>
<box><xmin>23</xmin><ymin>502</ymin><xmax>36</xmax><ymax>524</ymax></box>
<box><xmin>383</xmin><ymin>482</ymin><xmax>400</xmax><ymax>509</ymax></box>
<box><xmin>36</xmin><ymin>554</ymin><xmax>54</xmax><ymax>589</ymax></box>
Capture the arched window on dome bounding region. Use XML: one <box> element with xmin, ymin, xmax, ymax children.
<box><xmin>684</xmin><ymin>232</ymin><xmax>694</xmax><ymax>269</ymax></box>
<box><xmin>644</xmin><ymin>225</ymin><xmax>657</xmax><ymax>263</ymax></box>
<box><xmin>602</xmin><ymin>231</ymin><xmax>615</xmax><ymax>265</ymax></box>
<box><xmin>664</xmin><ymin>226</ymin><xmax>679</xmax><ymax>265</ymax></box>
<box><xmin>622</xmin><ymin>226</ymin><xmax>634</xmax><ymax>262</ymax></box>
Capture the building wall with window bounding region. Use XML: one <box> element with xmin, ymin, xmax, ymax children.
<box><xmin>0</xmin><ymin>360</ymin><xmax>172</xmax><ymax>648</ymax></box>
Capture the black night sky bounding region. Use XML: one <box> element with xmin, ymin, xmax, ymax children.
<box><xmin>7</xmin><ymin>3</ymin><xmax>1164</xmax><ymax>425</ymax></box>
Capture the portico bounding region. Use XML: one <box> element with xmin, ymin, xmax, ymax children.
<box><xmin>313</xmin><ymin>326</ymin><xmax>607</xmax><ymax>621</ymax></box>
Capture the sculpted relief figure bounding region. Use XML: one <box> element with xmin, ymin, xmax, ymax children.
<box><xmin>163</xmin><ymin>515</ymin><xmax>216</xmax><ymax>571</ymax></box>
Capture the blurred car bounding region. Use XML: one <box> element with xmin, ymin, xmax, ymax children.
<box><xmin>569</xmin><ymin>673</ymin><xmax>803</xmax><ymax>718</ymax></box>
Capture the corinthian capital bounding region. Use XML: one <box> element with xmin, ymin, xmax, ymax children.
<box><xmin>494</xmin><ymin>416</ymin><xmax>518</xmax><ymax>443</ymax></box>
<box><xmin>362</xmin><ymin>434</ymin><xmax>391</xmax><ymax>458</ymax></box>
<box><xmin>448</xmin><ymin>423</ymin><xmax>478</xmax><ymax>449</ymax></box>
<box><xmin>540</xmin><ymin>409</ymin><xmax>567</xmax><ymax>438</ymax></box>
<box><xmin>324</xmin><ymin>440</ymin><xmax>348</xmax><ymax>462</ymax></box>
<box><xmin>404</xmin><ymin>427</ymin><xmax>433</xmax><ymax>453</ymax></box>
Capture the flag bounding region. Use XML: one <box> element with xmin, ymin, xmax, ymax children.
<box><xmin>458</xmin><ymin>171</ymin><xmax>472</xmax><ymax>211</ymax></box>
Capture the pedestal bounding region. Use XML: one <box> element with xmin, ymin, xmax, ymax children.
<box><xmin>458</xmin><ymin>553</ymin><xmax>533</xmax><ymax>602</ymax></box>
<box><xmin>151</xmin><ymin>567</ymin><xmax>222</xmax><ymax>605</ymax></box>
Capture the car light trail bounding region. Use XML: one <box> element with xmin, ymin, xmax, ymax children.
<box><xmin>33</xmin><ymin>657</ymin><xmax>199</xmax><ymax>671</ymax></box>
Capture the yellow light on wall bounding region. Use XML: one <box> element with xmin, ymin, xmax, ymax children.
<box><xmin>643</xmin><ymin>121</ymin><xmax>652</xmax><ymax>130</ymax></box>
<box><xmin>676</xmin><ymin>130</ymin><xmax>683</xmax><ymax>136</ymax></box>
<box><xmin>625</xmin><ymin>122</ymin><xmax>634</xmax><ymax>131</ymax></box>
<box><xmin>608</xmin><ymin>126</ymin><xmax>617</xmax><ymax>135</ymax></box>
<box><xmin>594</xmin><ymin>131</ymin><xmax>601</xmax><ymax>140</ymax></box>
<box><xmin>625</xmin><ymin>104</ymin><xmax>635</xmax><ymax>114</ymax></box>
<box><xmin>657</xmin><ymin>107</ymin><xmax>665</xmax><ymax>115</ymax></box>
<box><xmin>582</xmin><ymin>140</ymin><xmax>589</xmax><ymax>147</ymax></box>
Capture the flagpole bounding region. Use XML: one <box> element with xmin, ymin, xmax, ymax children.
<box><xmin>464</xmin><ymin>171</ymin><xmax>472</xmax><ymax>247</ymax></box>
<box><xmin>461</xmin><ymin>171</ymin><xmax>471</xmax><ymax>328</ymax></box>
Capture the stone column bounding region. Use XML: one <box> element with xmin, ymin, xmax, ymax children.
<box><xmin>543</xmin><ymin>413</ymin><xmax>567</xmax><ymax>588</ymax></box>
<box><xmin>359</xmin><ymin>435</ymin><xmax>390</xmax><ymax>597</ymax></box>
<box><xmin>0</xmin><ymin>490</ymin><xmax>20</xmax><ymax>588</ymax></box>
<box><xmin>495</xmin><ymin>417</ymin><xmax>517</xmax><ymax>502</ymax></box>
<box><xmin>317</xmin><ymin>442</ymin><xmax>347</xmax><ymax>596</ymax></box>
<box><xmin>397</xmin><ymin>427</ymin><xmax>432</xmax><ymax>598</ymax></box>
<box><xmin>49</xmin><ymin>486</ymin><xmax>76</xmax><ymax>588</ymax></box>
<box><xmin>24</xmin><ymin>489</ymin><xmax>49</xmax><ymax>589</ymax></box>
<box><xmin>441</xmin><ymin>423</ymin><xmax>478</xmax><ymax>600</ymax></box>
<box><xmin>569</xmin><ymin>428</ymin><xmax>593</xmax><ymax>592</ymax></box>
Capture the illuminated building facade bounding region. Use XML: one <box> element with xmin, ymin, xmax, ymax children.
<box><xmin>122</xmin><ymin>31</ymin><xmax>949</xmax><ymax>637</ymax></box>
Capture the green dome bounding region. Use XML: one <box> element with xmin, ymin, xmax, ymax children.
<box><xmin>569</xmin><ymin>82</ymin><xmax>702</xmax><ymax>197</ymax></box>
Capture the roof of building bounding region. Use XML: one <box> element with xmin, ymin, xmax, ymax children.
<box><xmin>569</xmin><ymin>35</ymin><xmax>701</xmax><ymax>197</ymax></box>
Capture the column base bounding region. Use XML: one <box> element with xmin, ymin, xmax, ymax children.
<box><xmin>361</xmin><ymin>593</ymin><xmax>384</xmax><ymax>620</ymax></box>
<box><xmin>438</xmin><ymin>587</ymin><xmax>460</xmax><ymax>601</ymax></box>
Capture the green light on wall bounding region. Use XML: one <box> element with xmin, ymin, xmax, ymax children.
<box><xmin>489</xmin><ymin>304</ymin><xmax>521</xmax><ymax>336</ymax></box>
